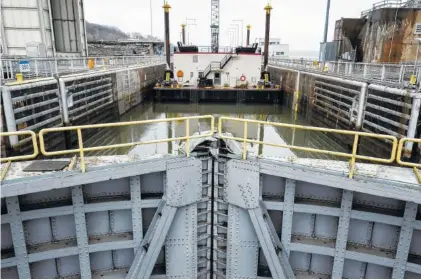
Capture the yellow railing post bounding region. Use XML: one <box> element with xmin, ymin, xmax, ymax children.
<box><xmin>243</xmin><ymin>121</ymin><xmax>248</xmax><ymax>160</ymax></box>
<box><xmin>185</xmin><ymin>119</ymin><xmax>190</xmax><ymax>157</ymax></box>
<box><xmin>77</xmin><ymin>128</ymin><xmax>86</xmax><ymax>173</ymax></box>
<box><xmin>349</xmin><ymin>134</ymin><xmax>359</xmax><ymax>179</ymax></box>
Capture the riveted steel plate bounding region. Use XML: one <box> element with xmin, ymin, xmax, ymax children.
<box><xmin>225</xmin><ymin>160</ymin><xmax>260</xmax><ymax>209</ymax></box>
<box><xmin>30</xmin><ymin>259</ymin><xmax>57</xmax><ymax>279</ymax></box>
<box><xmin>57</xmin><ymin>255</ymin><xmax>80</xmax><ymax>277</ymax></box>
<box><xmin>113</xmin><ymin>249</ymin><xmax>134</xmax><ymax>269</ymax></box>
<box><xmin>343</xmin><ymin>259</ymin><xmax>366</xmax><ymax>279</ymax></box>
<box><xmin>52</xmin><ymin>215</ymin><xmax>76</xmax><ymax>241</ymax></box>
<box><xmin>23</xmin><ymin>160</ymin><xmax>70</xmax><ymax>172</ymax></box>
<box><xmin>86</xmin><ymin>211</ymin><xmax>110</xmax><ymax>236</ymax></box>
<box><xmin>166</xmin><ymin>158</ymin><xmax>202</xmax><ymax>207</ymax></box>
<box><xmin>90</xmin><ymin>251</ymin><xmax>113</xmax><ymax>272</ymax></box>
<box><xmin>1</xmin><ymin>224</ymin><xmax>13</xmax><ymax>249</ymax></box>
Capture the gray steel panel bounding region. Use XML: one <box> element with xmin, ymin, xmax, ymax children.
<box><xmin>406</xmin><ymin>262</ymin><xmax>421</xmax><ymax>274</ymax></box>
<box><xmin>289</xmin><ymin>251</ymin><xmax>310</xmax><ymax>271</ymax></box>
<box><xmin>1</xmin><ymin>224</ymin><xmax>13</xmax><ymax>249</ymax></box>
<box><xmin>6</xmin><ymin>196</ymin><xmax>31</xmax><ymax>278</ymax></box>
<box><xmin>332</xmin><ymin>190</ymin><xmax>353</xmax><ymax>278</ymax></box>
<box><xmin>166</xmin><ymin>205</ymin><xmax>198</xmax><ymax>278</ymax></box>
<box><xmin>410</xmin><ymin>230</ymin><xmax>421</xmax><ymax>255</ymax></box>
<box><xmin>226</xmin><ymin>205</ymin><xmax>259</xmax><ymax>278</ymax></box>
<box><xmin>294</xmin><ymin>204</ymin><xmax>340</xmax><ymax>217</ymax></box>
<box><xmin>1</xmin><ymin>266</ymin><xmax>19</xmax><ymax>279</ymax></box>
<box><xmin>225</xmin><ymin>160</ymin><xmax>260</xmax><ymax>209</ymax></box>
<box><xmin>310</xmin><ymin>254</ymin><xmax>333</xmax><ymax>276</ymax></box>
<box><xmin>365</xmin><ymin>263</ymin><xmax>392</xmax><ymax>278</ymax></box>
<box><xmin>289</xmin><ymin>242</ymin><xmax>335</xmax><ymax>256</ymax></box>
<box><xmin>264</xmin><ymin>201</ymin><xmax>284</xmax><ymax>211</ymax></box>
<box><xmin>28</xmin><ymin>247</ymin><xmax>78</xmax><ymax>263</ymax></box>
<box><xmin>57</xmin><ymin>255</ymin><xmax>80</xmax><ymax>278</ymax></box>
<box><xmin>295</xmin><ymin>181</ymin><xmax>341</xmax><ymax>203</ymax></box>
<box><xmin>166</xmin><ymin>158</ymin><xmax>202</xmax><ymax>207</ymax></box>
<box><xmin>259</xmin><ymin>161</ymin><xmax>421</xmax><ymax>204</ymax></box>
<box><xmin>261</xmin><ymin>174</ymin><xmax>285</xmax><ymax>198</ymax></box>
<box><xmin>71</xmin><ymin>186</ymin><xmax>91</xmax><ymax>278</ymax></box>
<box><xmin>130</xmin><ymin>176</ymin><xmax>143</xmax><ymax>252</ymax></box>
<box><xmin>392</xmin><ymin>202</ymin><xmax>417</xmax><ymax>279</ymax></box>
<box><xmin>140</xmin><ymin>172</ymin><xmax>164</xmax><ymax>194</ymax></box>
<box><xmin>282</xmin><ymin>179</ymin><xmax>295</xmax><ymax>256</ymax></box>
<box><xmin>414</xmin><ymin>221</ymin><xmax>421</xmax><ymax>231</ymax></box>
<box><xmin>345</xmin><ymin>250</ymin><xmax>394</xmax><ymax>267</ymax></box>
<box><xmin>351</xmin><ymin>210</ymin><xmax>402</xmax><ymax>226</ymax></box>
<box><xmin>348</xmin><ymin>219</ymin><xmax>372</xmax><ymax>246</ymax></box>
<box><xmin>111</xmin><ymin>210</ymin><xmax>132</xmax><ymax>234</ymax></box>
<box><xmin>1</xmin><ymin>159</ymin><xmax>168</xmax><ymax>198</ymax></box>
<box><xmin>343</xmin><ymin>259</ymin><xmax>366</xmax><ymax>279</ymax></box>
<box><xmin>84</xmin><ymin>201</ymin><xmax>131</xmax><ymax>213</ymax></box>
<box><xmin>86</xmin><ymin>211</ymin><xmax>110</xmax><ymax>236</ymax></box>
<box><xmin>30</xmin><ymin>259</ymin><xmax>57</xmax><ymax>279</ymax></box>
<box><xmin>24</xmin><ymin>218</ymin><xmax>52</xmax><ymax>245</ymax></box>
<box><xmin>268</xmin><ymin>210</ymin><xmax>283</xmax><ymax>235</ymax></box>
<box><xmin>113</xmin><ymin>249</ymin><xmax>134</xmax><ymax>269</ymax></box>
<box><xmin>314</xmin><ymin>214</ymin><xmax>338</xmax><ymax>239</ymax></box>
<box><xmin>21</xmin><ymin>206</ymin><xmax>73</xmax><ymax>221</ymax></box>
<box><xmin>51</xmin><ymin>215</ymin><xmax>76</xmax><ymax>241</ymax></box>
<box><xmin>405</xmin><ymin>271</ymin><xmax>421</xmax><ymax>279</ymax></box>
<box><xmin>19</xmin><ymin>188</ymin><xmax>71</xmax><ymax>206</ymax></box>
<box><xmin>292</xmin><ymin>213</ymin><xmax>313</xmax><ymax>237</ymax></box>
<box><xmin>84</xmin><ymin>178</ymin><xmax>130</xmax><ymax>199</ymax></box>
<box><xmin>88</xmin><ymin>240</ymin><xmax>134</xmax><ymax>253</ymax></box>
<box><xmin>1</xmin><ymin>257</ymin><xmax>17</xmax><ymax>269</ymax></box>
<box><xmin>371</xmin><ymin>223</ymin><xmax>399</xmax><ymax>250</ymax></box>
<box><xmin>1</xmin><ymin>214</ymin><xmax>11</xmax><ymax>224</ymax></box>
<box><xmin>353</xmin><ymin>192</ymin><xmax>405</xmax><ymax>211</ymax></box>
<box><xmin>90</xmin><ymin>251</ymin><xmax>113</xmax><ymax>272</ymax></box>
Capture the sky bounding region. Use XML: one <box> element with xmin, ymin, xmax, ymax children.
<box><xmin>84</xmin><ymin>0</ymin><xmax>379</xmax><ymax>52</ymax></box>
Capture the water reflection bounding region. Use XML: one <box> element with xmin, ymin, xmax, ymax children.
<box><xmin>84</xmin><ymin>101</ymin><xmax>348</xmax><ymax>159</ymax></box>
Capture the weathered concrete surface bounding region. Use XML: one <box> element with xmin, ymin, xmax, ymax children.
<box><xmin>335</xmin><ymin>8</ymin><xmax>421</xmax><ymax>63</ymax></box>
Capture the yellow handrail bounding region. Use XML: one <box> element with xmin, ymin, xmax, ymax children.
<box><xmin>218</xmin><ymin>116</ymin><xmax>398</xmax><ymax>178</ymax></box>
<box><xmin>397</xmin><ymin>138</ymin><xmax>421</xmax><ymax>183</ymax></box>
<box><xmin>0</xmin><ymin>131</ymin><xmax>39</xmax><ymax>163</ymax></box>
<box><xmin>39</xmin><ymin>115</ymin><xmax>215</xmax><ymax>173</ymax></box>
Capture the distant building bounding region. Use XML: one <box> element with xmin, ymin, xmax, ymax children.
<box><xmin>255</xmin><ymin>38</ymin><xmax>289</xmax><ymax>58</ymax></box>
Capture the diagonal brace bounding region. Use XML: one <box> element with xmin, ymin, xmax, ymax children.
<box><xmin>126</xmin><ymin>201</ymin><xmax>177</xmax><ymax>279</ymax></box>
<box><xmin>248</xmin><ymin>205</ymin><xmax>295</xmax><ymax>279</ymax></box>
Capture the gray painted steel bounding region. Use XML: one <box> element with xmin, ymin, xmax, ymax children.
<box><xmin>1</xmin><ymin>155</ymin><xmax>421</xmax><ymax>279</ymax></box>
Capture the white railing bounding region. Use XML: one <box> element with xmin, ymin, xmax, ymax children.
<box><xmin>269</xmin><ymin>58</ymin><xmax>421</xmax><ymax>86</ymax></box>
<box><xmin>361</xmin><ymin>0</ymin><xmax>421</xmax><ymax>17</ymax></box>
<box><xmin>1</xmin><ymin>55</ymin><xmax>166</xmax><ymax>84</ymax></box>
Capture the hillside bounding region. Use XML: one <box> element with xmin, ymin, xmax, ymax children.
<box><xmin>86</xmin><ymin>21</ymin><xmax>129</xmax><ymax>42</ymax></box>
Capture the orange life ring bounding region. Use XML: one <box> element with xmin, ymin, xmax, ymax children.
<box><xmin>240</xmin><ymin>75</ymin><xmax>246</xmax><ymax>81</ymax></box>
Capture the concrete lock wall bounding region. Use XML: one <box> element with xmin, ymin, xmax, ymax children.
<box><xmin>0</xmin><ymin>63</ymin><xmax>165</xmax><ymax>153</ymax></box>
<box><xmin>268</xmin><ymin>65</ymin><xmax>421</xmax><ymax>158</ymax></box>
<box><xmin>1</xmin><ymin>153</ymin><xmax>420</xmax><ymax>279</ymax></box>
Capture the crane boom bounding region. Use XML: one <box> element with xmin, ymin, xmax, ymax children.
<box><xmin>210</xmin><ymin>0</ymin><xmax>220</xmax><ymax>53</ymax></box>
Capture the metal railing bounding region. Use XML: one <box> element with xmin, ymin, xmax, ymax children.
<box><xmin>269</xmin><ymin>58</ymin><xmax>421</xmax><ymax>86</ymax></box>
<box><xmin>1</xmin><ymin>116</ymin><xmax>420</xmax><ymax>183</ymax></box>
<box><xmin>1</xmin><ymin>55</ymin><xmax>165</xmax><ymax>84</ymax></box>
<box><xmin>38</xmin><ymin>116</ymin><xmax>215</xmax><ymax>173</ymax></box>
<box><xmin>361</xmin><ymin>0</ymin><xmax>421</xmax><ymax>17</ymax></box>
<box><xmin>218</xmin><ymin>116</ymin><xmax>399</xmax><ymax>178</ymax></box>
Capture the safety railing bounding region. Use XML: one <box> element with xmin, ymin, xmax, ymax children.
<box><xmin>38</xmin><ymin>116</ymin><xmax>215</xmax><ymax>173</ymax></box>
<box><xmin>397</xmin><ymin>138</ymin><xmax>421</xmax><ymax>183</ymax></box>
<box><xmin>269</xmin><ymin>58</ymin><xmax>421</xmax><ymax>86</ymax></box>
<box><xmin>218</xmin><ymin>117</ymin><xmax>399</xmax><ymax>178</ymax></box>
<box><xmin>1</xmin><ymin>117</ymin><xmax>420</xmax><ymax>183</ymax></box>
<box><xmin>1</xmin><ymin>55</ymin><xmax>165</xmax><ymax>84</ymax></box>
<box><xmin>361</xmin><ymin>0</ymin><xmax>421</xmax><ymax>17</ymax></box>
<box><xmin>0</xmin><ymin>131</ymin><xmax>39</xmax><ymax>181</ymax></box>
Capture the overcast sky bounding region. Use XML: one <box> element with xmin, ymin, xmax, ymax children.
<box><xmin>85</xmin><ymin>0</ymin><xmax>378</xmax><ymax>51</ymax></box>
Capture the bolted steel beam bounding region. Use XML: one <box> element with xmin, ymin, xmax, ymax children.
<box><xmin>127</xmin><ymin>201</ymin><xmax>177</xmax><ymax>279</ymax></box>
